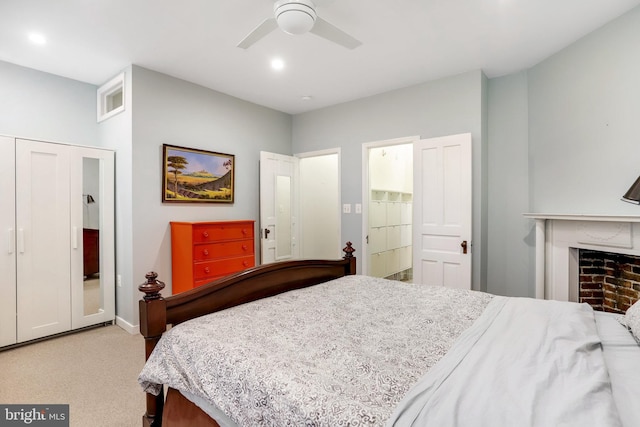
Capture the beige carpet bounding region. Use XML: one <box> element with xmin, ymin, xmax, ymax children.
<box><xmin>0</xmin><ymin>324</ymin><xmax>146</xmax><ymax>426</ymax></box>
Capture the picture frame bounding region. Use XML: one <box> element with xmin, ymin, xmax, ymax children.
<box><xmin>162</xmin><ymin>144</ymin><xmax>235</xmax><ymax>203</ymax></box>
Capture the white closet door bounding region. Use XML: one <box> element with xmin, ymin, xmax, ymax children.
<box><xmin>70</xmin><ymin>147</ymin><xmax>115</xmax><ymax>329</ymax></box>
<box><xmin>16</xmin><ymin>139</ymin><xmax>71</xmax><ymax>342</ymax></box>
<box><xmin>0</xmin><ymin>136</ymin><xmax>16</xmax><ymax>347</ymax></box>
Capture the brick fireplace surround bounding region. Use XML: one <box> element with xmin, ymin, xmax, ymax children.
<box><xmin>524</xmin><ymin>214</ymin><xmax>640</xmax><ymax>309</ymax></box>
<box><xmin>579</xmin><ymin>249</ymin><xmax>640</xmax><ymax>314</ymax></box>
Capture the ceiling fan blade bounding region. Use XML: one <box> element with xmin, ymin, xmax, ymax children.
<box><xmin>309</xmin><ymin>17</ymin><xmax>361</xmax><ymax>49</ymax></box>
<box><xmin>237</xmin><ymin>18</ymin><xmax>278</xmax><ymax>49</ymax></box>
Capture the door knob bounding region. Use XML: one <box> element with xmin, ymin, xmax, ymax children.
<box><xmin>461</xmin><ymin>240</ymin><xmax>468</xmax><ymax>254</ymax></box>
<box><xmin>264</xmin><ymin>228</ymin><xmax>271</xmax><ymax>239</ymax></box>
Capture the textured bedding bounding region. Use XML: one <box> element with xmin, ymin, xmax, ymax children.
<box><xmin>387</xmin><ymin>297</ymin><xmax>623</xmax><ymax>427</ymax></box>
<box><xmin>595</xmin><ymin>311</ymin><xmax>640</xmax><ymax>427</ymax></box>
<box><xmin>138</xmin><ymin>275</ymin><xmax>493</xmax><ymax>426</ymax></box>
<box><xmin>139</xmin><ymin>276</ymin><xmax>625</xmax><ymax>427</ymax></box>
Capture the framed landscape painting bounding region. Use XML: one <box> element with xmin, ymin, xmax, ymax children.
<box><xmin>162</xmin><ymin>144</ymin><xmax>235</xmax><ymax>203</ymax></box>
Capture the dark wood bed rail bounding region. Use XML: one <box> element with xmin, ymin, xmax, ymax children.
<box><xmin>138</xmin><ymin>242</ymin><xmax>356</xmax><ymax>427</ymax></box>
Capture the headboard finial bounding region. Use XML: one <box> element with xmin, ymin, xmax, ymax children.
<box><xmin>139</xmin><ymin>271</ymin><xmax>166</xmax><ymax>301</ymax></box>
<box><xmin>343</xmin><ymin>241</ymin><xmax>355</xmax><ymax>258</ymax></box>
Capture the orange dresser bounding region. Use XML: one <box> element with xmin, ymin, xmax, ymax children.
<box><xmin>170</xmin><ymin>220</ymin><xmax>255</xmax><ymax>294</ymax></box>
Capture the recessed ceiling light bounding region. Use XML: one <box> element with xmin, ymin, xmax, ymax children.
<box><xmin>28</xmin><ymin>33</ymin><xmax>47</xmax><ymax>45</ymax></box>
<box><xmin>301</xmin><ymin>96</ymin><xmax>313</xmax><ymax>101</ymax></box>
<box><xmin>271</xmin><ymin>58</ymin><xmax>285</xmax><ymax>71</ymax></box>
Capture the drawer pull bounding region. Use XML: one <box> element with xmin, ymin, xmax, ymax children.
<box><xmin>203</xmin><ymin>249</ymin><xmax>209</xmax><ymax>256</ymax></box>
<box><xmin>242</xmin><ymin>245</ymin><xmax>247</xmax><ymax>251</ymax></box>
<box><xmin>241</xmin><ymin>229</ymin><xmax>247</xmax><ymax>235</ymax></box>
<box><xmin>202</xmin><ymin>231</ymin><xmax>209</xmax><ymax>238</ymax></box>
<box><xmin>204</xmin><ymin>267</ymin><xmax>210</xmax><ymax>274</ymax></box>
<box><xmin>242</xmin><ymin>261</ymin><xmax>248</xmax><ymax>267</ymax></box>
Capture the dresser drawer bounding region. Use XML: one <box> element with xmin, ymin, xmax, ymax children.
<box><xmin>171</xmin><ymin>220</ymin><xmax>255</xmax><ymax>294</ymax></box>
<box><xmin>193</xmin><ymin>240</ymin><xmax>253</xmax><ymax>261</ymax></box>
<box><xmin>192</xmin><ymin>223</ymin><xmax>253</xmax><ymax>243</ymax></box>
<box><xmin>193</xmin><ymin>256</ymin><xmax>255</xmax><ymax>279</ymax></box>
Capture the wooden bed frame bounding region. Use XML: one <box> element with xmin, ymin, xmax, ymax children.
<box><xmin>138</xmin><ymin>242</ymin><xmax>356</xmax><ymax>427</ymax></box>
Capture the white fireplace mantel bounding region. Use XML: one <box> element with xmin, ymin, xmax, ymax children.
<box><xmin>523</xmin><ymin>213</ymin><xmax>640</xmax><ymax>301</ymax></box>
<box><xmin>523</xmin><ymin>213</ymin><xmax>640</xmax><ymax>223</ymax></box>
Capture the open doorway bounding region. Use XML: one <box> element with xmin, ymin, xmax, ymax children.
<box><xmin>362</xmin><ymin>133</ymin><xmax>473</xmax><ymax>288</ymax></box>
<box><xmin>260</xmin><ymin>149</ymin><xmax>341</xmax><ymax>264</ymax></box>
<box><xmin>298</xmin><ymin>149</ymin><xmax>341</xmax><ymax>259</ymax></box>
<box><xmin>362</xmin><ymin>136</ymin><xmax>417</xmax><ymax>280</ymax></box>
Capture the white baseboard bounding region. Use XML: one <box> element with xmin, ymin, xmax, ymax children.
<box><xmin>115</xmin><ymin>316</ymin><xmax>139</xmax><ymax>335</ymax></box>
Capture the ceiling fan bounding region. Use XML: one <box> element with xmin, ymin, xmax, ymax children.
<box><xmin>237</xmin><ymin>0</ymin><xmax>362</xmax><ymax>50</ymax></box>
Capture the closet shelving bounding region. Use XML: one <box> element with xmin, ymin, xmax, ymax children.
<box><xmin>369</xmin><ymin>189</ymin><xmax>412</xmax><ymax>279</ymax></box>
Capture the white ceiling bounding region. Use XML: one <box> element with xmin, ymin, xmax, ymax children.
<box><xmin>1</xmin><ymin>0</ymin><xmax>639</xmax><ymax>114</ymax></box>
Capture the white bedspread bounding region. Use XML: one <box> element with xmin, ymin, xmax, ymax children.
<box><xmin>387</xmin><ymin>297</ymin><xmax>623</xmax><ymax>427</ymax></box>
<box><xmin>594</xmin><ymin>311</ymin><xmax>640</xmax><ymax>427</ymax></box>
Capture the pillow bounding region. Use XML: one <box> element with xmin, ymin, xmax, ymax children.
<box><xmin>623</xmin><ymin>299</ymin><xmax>640</xmax><ymax>342</ymax></box>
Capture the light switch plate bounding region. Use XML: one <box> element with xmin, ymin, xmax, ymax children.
<box><xmin>343</xmin><ymin>203</ymin><xmax>351</xmax><ymax>214</ymax></box>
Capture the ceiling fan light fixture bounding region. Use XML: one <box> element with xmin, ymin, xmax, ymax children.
<box><xmin>275</xmin><ymin>0</ymin><xmax>317</xmax><ymax>35</ymax></box>
<box><xmin>237</xmin><ymin>0</ymin><xmax>360</xmax><ymax>50</ymax></box>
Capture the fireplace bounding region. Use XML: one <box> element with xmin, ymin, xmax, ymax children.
<box><xmin>524</xmin><ymin>213</ymin><xmax>640</xmax><ymax>303</ymax></box>
<box><xmin>578</xmin><ymin>249</ymin><xmax>640</xmax><ymax>313</ymax></box>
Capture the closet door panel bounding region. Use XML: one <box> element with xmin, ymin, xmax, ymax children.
<box><xmin>0</xmin><ymin>136</ymin><xmax>16</xmax><ymax>347</ymax></box>
<box><xmin>70</xmin><ymin>147</ymin><xmax>115</xmax><ymax>329</ymax></box>
<box><xmin>15</xmin><ymin>139</ymin><xmax>71</xmax><ymax>342</ymax></box>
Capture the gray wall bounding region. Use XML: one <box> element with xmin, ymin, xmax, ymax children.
<box><xmin>528</xmin><ymin>6</ymin><xmax>640</xmax><ymax>215</ymax></box>
<box><xmin>0</xmin><ymin>60</ymin><xmax>97</xmax><ymax>144</ymax></box>
<box><xmin>128</xmin><ymin>66</ymin><xmax>292</xmax><ymax>325</ymax></box>
<box><xmin>486</xmin><ymin>6</ymin><xmax>640</xmax><ymax>298</ymax></box>
<box><xmin>291</xmin><ymin>4</ymin><xmax>640</xmax><ymax>298</ymax></box>
<box><xmin>98</xmin><ymin>67</ymin><xmax>134</xmax><ymax>327</ymax></box>
<box><xmin>487</xmin><ymin>71</ymin><xmax>531</xmax><ymax>297</ymax></box>
<box><xmin>291</xmin><ymin>70</ymin><xmax>488</xmax><ymax>290</ymax></box>
<box><xmin>0</xmin><ymin>61</ymin><xmax>292</xmax><ymax>328</ymax></box>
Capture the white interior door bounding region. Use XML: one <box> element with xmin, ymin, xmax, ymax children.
<box><xmin>260</xmin><ymin>151</ymin><xmax>299</xmax><ymax>264</ymax></box>
<box><xmin>16</xmin><ymin>139</ymin><xmax>71</xmax><ymax>341</ymax></box>
<box><xmin>0</xmin><ymin>136</ymin><xmax>16</xmax><ymax>347</ymax></box>
<box><xmin>413</xmin><ymin>133</ymin><xmax>472</xmax><ymax>289</ymax></box>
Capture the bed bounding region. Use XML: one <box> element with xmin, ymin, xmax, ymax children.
<box><xmin>138</xmin><ymin>242</ymin><xmax>640</xmax><ymax>427</ymax></box>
